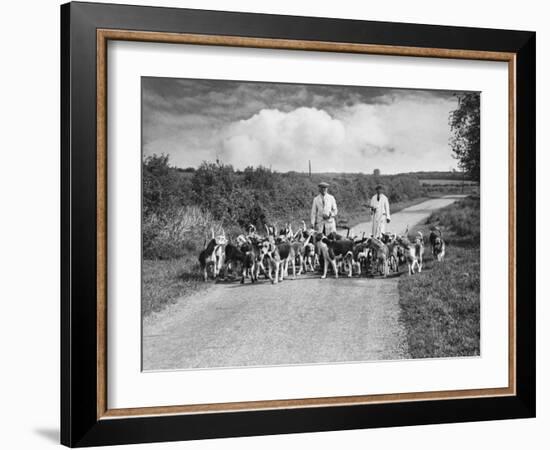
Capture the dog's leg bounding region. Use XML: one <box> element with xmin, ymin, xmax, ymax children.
<box><xmin>331</xmin><ymin>259</ymin><xmax>339</xmax><ymax>279</ymax></box>
<box><xmin>260</xmin><ymin>258</ymin><xmax>271</xmax><ymax>280</ymax></box>
<box><xmin>321</xmin><ymin>256</ymin><xmax>328</xmax><ymax>279</ymax></box>
<box><xmin>272</xmin><ymin>261</ymin><xmax>279</xmax><ymax>284</ymax></box>
<box><xmin>267</xmin><ymin>260</ymin><xmax>274</xmax><ymax>283</ymax></box>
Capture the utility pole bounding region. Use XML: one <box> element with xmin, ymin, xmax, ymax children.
<box><xmin>308</xmin><ymin>160</ymin><xmax>311</xmax><ymax>177</ymax></box>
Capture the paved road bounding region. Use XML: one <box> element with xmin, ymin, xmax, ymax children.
<box><xmin>351</xmin><ymin>196</ymin><xmax>467</xmax><ymax>237</ymax></box>
<box><xmin>142</xmin><ymin>195</ymin><xmax>465</xmax><ymax>371</ymax></box>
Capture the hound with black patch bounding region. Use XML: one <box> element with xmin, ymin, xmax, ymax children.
<box><xmin>198</xmin><ymin>230</ymin><xmax>227</xmax><ymax>281</ymax></box>
<box><xmin>396</xmin><ymin>234</ymin><xmax>420</xmax><ymax>275</ymax></box>
<box><xmin>258</xmin><ymin>239</ymin><xmax>296</xmax><ymax>284</ymax></box>
<box><xmin>366</xmin><ymin>237</ymin><xmax>389</xmax><ymax>277</ymax></box>
<box><xmin>381</xmin><ymin>232</ymin><xmax>400</xmax><ymax>273</ymax></box>
<box><xmin>429</xmin><ymin>227</ymin><xmax>446</xmax><ymax>262</ymax></box>
<box><xmin>318</xmin><ymin>235</ymin><xmax>357</xmax><ymax>278</ymax></box>
<box><xmin>224</xmin><ymin>242</ymin><xmax>256</xmax><ymax>284</ymax></box>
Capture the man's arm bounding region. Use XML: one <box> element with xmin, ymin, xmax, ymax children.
<box><xmin>385</xmin><ymin>197</ymin><xmax>391</xmax><ymax>221</ymax></box>
<box><xmin>331</xmin><ymin>196</ymin><xmax>338</xmax><ymax>217</ymax></box>
<box><xmin>311</xmin><ymin>198</ymin><xmax>317</xmax><ymax>227</ymax></box>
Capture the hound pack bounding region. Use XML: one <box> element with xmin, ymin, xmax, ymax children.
<box><xmin>199</xmin><ymin>222</ymin><xmax>446</xmax><ymax>284</ymax></box>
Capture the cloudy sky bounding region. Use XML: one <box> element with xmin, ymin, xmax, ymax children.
<box><xmin>142</xmin><ymin>77</ymin><xmax>475</xmax><ymax>174</ymax></box>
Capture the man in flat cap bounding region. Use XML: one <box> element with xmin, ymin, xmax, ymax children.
<box><xmin>370</xmin><ymin>184</ymin><xmax>391</xmax><ymax>238</ymax></box>
<box><xmin>311</xmin><ymin>182</ymin><xmax>338</xmax><ymax>234</ymax></box>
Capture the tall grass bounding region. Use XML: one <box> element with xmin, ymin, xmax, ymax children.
<box><xmin>398</xmin><ymin>196</ymin><xmax>480</xmax><ymax>358</ymax></box>
<box><xmin>143</xmin><ymin>206</ymin><xmax>224</xmax><ymax>260</ymax></box>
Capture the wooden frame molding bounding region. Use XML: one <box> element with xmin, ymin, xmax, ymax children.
<box><xmin>96</xmin><ymin>28</ymin><xmax>517</xmax><ymax>421</ymax></box>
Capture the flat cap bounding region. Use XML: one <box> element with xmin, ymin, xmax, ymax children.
<box><xmin>318</xmin><ymin>181</ymin><xmax>330</xmax><ymax>188</ymax></box>
<box><xmin>375</xmin><ymin>184</ymin><xmax>385</xmax><ymax>190</ymax></box>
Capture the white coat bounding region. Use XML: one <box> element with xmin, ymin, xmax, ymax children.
<box><xmin>311</xmin><ymin>193</ymin><xmax>338</xmax><ymax>234</ymax></box>
<box><xmin>370</xmin><ymin>193</ymin><xmax>391</xmax><ymax>237</ymax></box>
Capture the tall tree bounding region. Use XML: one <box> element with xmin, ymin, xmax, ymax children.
<box><xmin>449</xmin><ymin>93</ymin><xmax>480</xmax><ymax>181</ymax></box>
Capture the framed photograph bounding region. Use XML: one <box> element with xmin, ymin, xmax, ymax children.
<box><xmin>61</xmin><ymin>1</ymin><xmax>535</xmax><ymax>447</ymax></box>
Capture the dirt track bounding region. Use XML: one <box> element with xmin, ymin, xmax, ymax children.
<box><xmin>142</xmin><ymin>195</ymin><xmax>464</xmax><ymax>371</ymax></box>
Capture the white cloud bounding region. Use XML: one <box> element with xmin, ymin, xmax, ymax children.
<box><xmin>220</xmin><ymin>108</ymin><xmax>346</xmax><ymax>170</ymax></box>
<box><xmin>218</xmin><ymin>97</ymin><xmax>457</xmax><ymax>173</ymax></box>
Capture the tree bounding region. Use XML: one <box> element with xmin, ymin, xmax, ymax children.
<box><xmin>191</xmin><ymin>161</ymin><xmax>236</xmax><ymax>221</ymax></box>
<box><xmin>142</xmin><ymin>154</ymin><xmax>189</xmax><ymax>215</ymax></box>
<box><xmin>449</xmin><ymin>93</ymin><xmax>480</xmax><ymax>181</ymax></box>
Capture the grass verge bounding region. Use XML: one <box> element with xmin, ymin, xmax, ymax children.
<box><xmin>398</xmin><ymin>196</ymin><xmax>480</xmax><ymax>358</ymax></box>
<box><xmin>142</xmin><ymin>256</ymin><xmax>210</xmax><ymax>317</ymax></box>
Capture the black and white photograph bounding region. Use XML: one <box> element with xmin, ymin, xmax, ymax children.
<box><xmin>141</xmin><ymin>77</ymin><xmax>481</xmax><ymax>371</ymax></box>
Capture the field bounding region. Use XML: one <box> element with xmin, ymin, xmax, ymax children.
<box><xmin>420</xmin><ymin>179</ymin><xmax>478</xmax><ymax>185</ymax></box>
<box><xmin>398</xmin><ymin>196</ymin><xmax>480</xmax><ymax>358</ymax></box>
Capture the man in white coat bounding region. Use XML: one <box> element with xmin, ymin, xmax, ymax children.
<box><xmin>370</xmin><ymin>184</ymin><xmax>391</xmax><ymax>238</ymax></box>
<box><xmin>311</xmin><ymin>182</ymin><xmax>338</xmax><ymax>234</ymax></box>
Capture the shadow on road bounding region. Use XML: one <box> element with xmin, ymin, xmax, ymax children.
<box><xmin>218</xmin><ymin>271</ymin><xmax>406</xmax><ymax>288</ymax></box>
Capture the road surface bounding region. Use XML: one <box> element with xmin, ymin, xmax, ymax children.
<box><xmin>142</xmin><ymin>195</ymin><xmax>465</xmax><ymax>371</ymax></box>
